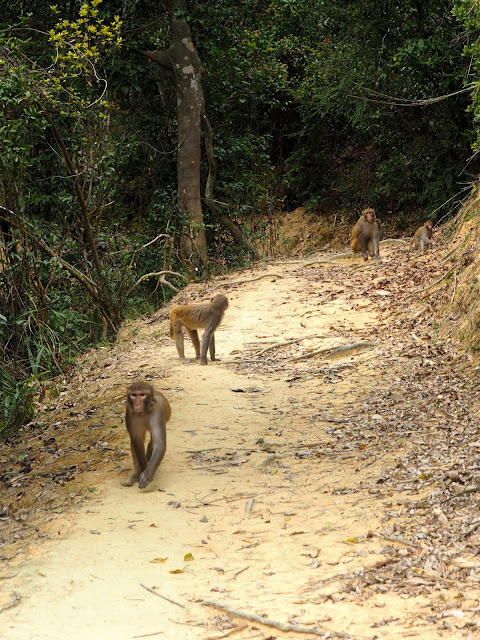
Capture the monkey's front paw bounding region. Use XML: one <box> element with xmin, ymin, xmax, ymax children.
<box><xmin>122</xmin><ymin>474</ymin><xmax>139</xmax><ymax>487</ymax></box>
<box><xmin>199</xmin><ymin>359</ymin><xmax>207</xmax><ymax>365</ymax></box>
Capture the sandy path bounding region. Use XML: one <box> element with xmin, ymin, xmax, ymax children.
<box><xmin>0</xmin><ymin>252</ymin><xmax>471</xmax><ymax>639</ymax></box>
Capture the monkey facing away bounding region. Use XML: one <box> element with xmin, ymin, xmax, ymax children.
<box><xmin>350</xmin><ymin>207</ymin><xmax>383</xmax><ymax>260</ymax></box>
<box><xmin>124</xmin><ymin>381</ymin><xmax>170</xmax><ymax>489</ymax></box>
<box><xmin>169</xmin><ymin>294</ymin><xmax>228</xmax><ymax>365</ymax></box>
<box><xmin>413</xmin><ymin>221</ymin><xmax>433</xmax><ymax>251</ymax></box>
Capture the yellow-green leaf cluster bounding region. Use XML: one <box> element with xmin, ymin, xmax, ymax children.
<box><xmin>48</xmin><ymin>0</ymin><xmax>122</xmax><ymax>75</ymax></box>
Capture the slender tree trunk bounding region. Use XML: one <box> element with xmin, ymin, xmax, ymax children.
<box><xmin>143</xmin><ymin>0</ymin><xmax>207</xmax><ymax>264</ymax></box>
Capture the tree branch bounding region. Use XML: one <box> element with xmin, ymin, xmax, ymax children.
<box><xmin>140</xmin><ymin>49</ymin><xmax>173</xmax><ymax>71</ymax></box>
<box><xmin>127</xmin><ymin>270</ymin><xmax>186</xmax><ymax>295</ymax></box>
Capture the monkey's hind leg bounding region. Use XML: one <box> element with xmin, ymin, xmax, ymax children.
<box><xmin>174</xmin><ymin>324</ymin><xmax>191</xmax><ymax>364</ymax></box>
<box><xmin>186</xmin><ymin>328</ymin><xmax>201</xmax><ymax>359</ymax></box>
<box><xmin>208</xmin><ymin>334</ymin><xmax>217</xmax><ymax>361</ymax></box>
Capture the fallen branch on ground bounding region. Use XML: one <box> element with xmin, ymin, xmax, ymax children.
<box><xmin>289</xmin><ymin>342</ymin><xmax>375</xmax><ymax>362</ymax></box>
<box><xmin>212</xmin><ymin>274</ymin><xmax>284</xmax><ymax>290</ymax></box>
<box><xmin>377</xmin><ymin>533</ymin><xmax>420</xmax><ymax>549</ymax></box>
<box><xmin>202</xmin><ymin>600</ymin><xmax>350</xmax><ymax>639</ymax></box>
<box><xmin>296</xmin><ymin>441</ymin><xmax>324</xmax><ymax>449</ymax></box>
<box><xmin>140</xmin><ymin>583</ymin><xmax>185</xmax><ymax>608</ymax></box>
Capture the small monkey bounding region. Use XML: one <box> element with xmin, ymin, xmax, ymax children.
<box><xmin>350</xmin><ymin>207</ymin><xmax>383</xmax><ymax>260</ymax></box>
<box><xmin>124</xmin><ymin>381</ymin><xmax>170</xmax><ymax>489</ymax></box>
<box><xmin>169</xmin><ymin>294</ymin><xmax>228</xmax><ymax>365</ymax></box>
<box><xmin>413</xmin><ymin>221</ymin><xmax>433</xmax><ymax>251</ymax></box>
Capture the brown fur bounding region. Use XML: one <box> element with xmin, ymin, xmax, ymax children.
<box><xmin>169</xmin><ymin>294</ymin><xmax>228</xmax><ymax>365</ymax></box>
<box><xmin>124</xmin><ymin>381</ymin><xmax>170</xmax><ymax>489</ymax></box>
<box><xmin>413</xmin><ymin>221</ymin><xmax>433</xmax><ymax>251</ymax></box>
<box><xmin>350</xmin><ymin>208</ymin><xmax>383</xmax><ymax>260</ymax></box>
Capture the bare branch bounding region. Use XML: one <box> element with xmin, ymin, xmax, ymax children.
<box><xmin>127</xmin><ymin>270</ymin><xmax>186</xmax><ymax>295</ymax></box>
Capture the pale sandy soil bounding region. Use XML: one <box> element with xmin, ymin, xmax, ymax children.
<box><xmin>1</xmin><ymin>242</ymin><xmax>477</xmax><ymax>640</ymax></box>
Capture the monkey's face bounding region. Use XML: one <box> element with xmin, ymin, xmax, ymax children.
<box><xmin>364</xmin><ymin>211</ymin><xmax>374</xmax><ymax>222</ymax></box>
<box><xmin>425</xmin><ymin>221</ymin><xmax>433</xmax><ymax>230</ymax></box>
<box><xmin>129</xmin><ymin>390</ymin><xmax>149</xmax><ymax>413</ymax></box>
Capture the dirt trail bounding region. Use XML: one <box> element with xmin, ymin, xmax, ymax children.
<box><xmin>1</xmin><ymin>245</ymin><xmax>479</xmax><ymax>640</ymax></box>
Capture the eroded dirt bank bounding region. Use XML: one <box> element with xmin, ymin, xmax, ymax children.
<box><xmin>2</xmin><ymin>243</ymin><xmax>480</xmax><ymax>640</ymax></box>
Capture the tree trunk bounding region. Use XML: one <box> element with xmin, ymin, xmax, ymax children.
<box><xmin>143</xmin><ymin>0</ymin><xmax>207</xmax><ymax>265</ymax></box>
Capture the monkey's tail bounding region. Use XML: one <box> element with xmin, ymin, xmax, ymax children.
<box><xmin>169</xmin><ymin>321</ymin><xmax>174</xmax><ymax>339</ymax></box>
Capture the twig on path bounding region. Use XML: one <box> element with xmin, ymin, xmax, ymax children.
<box><xmin>132</xmin><ymin>632</ymin><xmax>164</xmax><ymax>638</ymax></box>
<box><xmin>255</xmin><ymin>334</ymin><xmax>326</xmax><ymax>356</ymax></box>
<box><xmin>377</xmin><ymin>533</ymin><xmax>420</xmax><ymax>549</ymax></box>
<box><xmin>140</xmin><ymin>583</ymin><xmax>185</xmax><ymax>608</ymax></box>
<box><xmin>245</xmin><ymin>497</ymin><xmax>254</xmax><ymax>515</ymax></box>
<box><xmin>212</xmin><ymin>273</ymin><xmax>284</xmax><ymax>290</ymax></box>
<box><xmin>296</xmin><ymin>441</ymin><xmax>324</xmax><ymax>449</ymax></box>
<box><xmin>202</xmin><ymin>600</ymin><xmax>350</xmax><ymax>638</ymax></box>
<box><xmin>0</xmin><ymin>591</ymin><xmax>21</xmax><ymax>614</ymax></box>
<box><xmin>231</xmin><ymin>566</ymin><xmax>250</xmax><ymax>580</ymax></box>
<box><xmin>203</xmin><ymin>623</ymin><xmax>248</xmax><ymax>640</ymax></box>
<box><xmin>289</xmin><ymin>342</ymin><xmax>375</xmax><ymax>362</ymax></box>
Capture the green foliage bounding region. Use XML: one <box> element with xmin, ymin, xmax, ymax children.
<box><xmin>0</xmin><ymin>368</ymin><xmax>34</xmax><ymax>438</ymax></box>
<box><xmin>453</xmin><ymin>0</ymin><xmax>480</xmax><ymax>150</ymax></box>
<box><xmin>195</xmin><ymin>0</ymin><xmax>472</xmax><ymax>215</ymax></box>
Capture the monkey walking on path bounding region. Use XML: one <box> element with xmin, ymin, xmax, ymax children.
<box><xmin>169</xmin><ymin>294</ymin><xmax>228</xmax><ymax>365</ymax></box>
<box><xmin>124</xmin><ymin>381</ymin><xmax>170</xmax><ymax>489</ymax></box>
